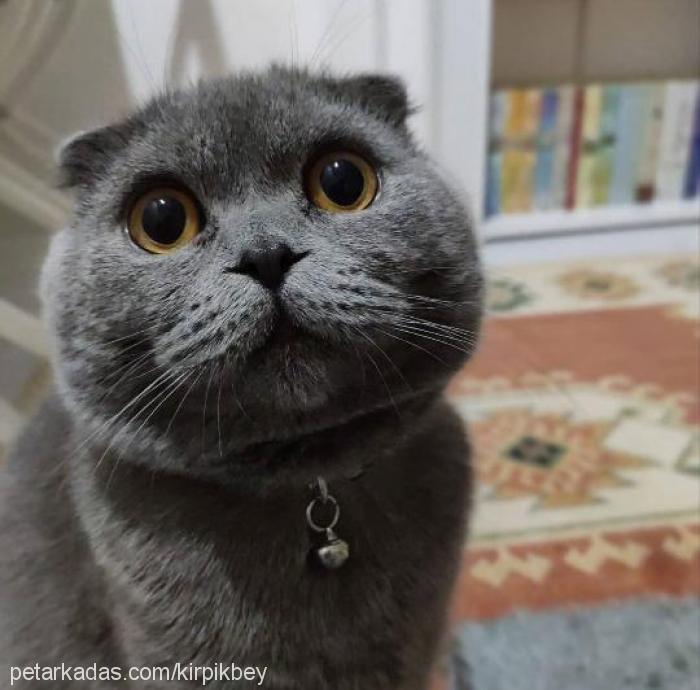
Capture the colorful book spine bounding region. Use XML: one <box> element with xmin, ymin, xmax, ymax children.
<box><xmin>565</xmin><ymin>87</ymin><xmax>585</xmax><ymax>209</ymax></box>
<box><xmin>609</xmin><ymin>85</ymin><xmax>647</xmax><ymax>205</ymax></box>
<box><xmin>656</xmin><ymin>80</ymin><xmax>699</xmax><ymax>200</ymax></box>
<box><xmin>551</xmin><ymin>86</ymin><xmax>574</xmax><ymax>210</ymax></box>
<box><xmin>682</xmin><ymin>87</ymin><xmax>700</xmax><ymax>199</ymax></box>
<box><xmin>533</xmin><ymin>88</ymin><xmax>559</xmax><ymax>210</ymax></box>
<box><xmin>575</xmin><ymin>85</ymin><xmax>603</xmax><ymax>208</ymax></box>
<box><xmin>500</xmin><ymin>89</ymin><xmax>541</xmax><ymax>213</ymax></box>
<box><xmin>484</xmin><ymin>78</ymin><xmax>699</xmax><ymax>216</ymax></box>
<box><xmin>634</xmin><ymin>83</ymin><xmax>666</xmax><ymax>202</ymax></box>
<box><xmin>485</xmin><ymin>91</ymin><xmax>507</xmax><ymax>216</ymax></box>
<box><xmin>591</xmin><ymin>84</ymin><xmax>621</xmax><ymax>205</ymax></box>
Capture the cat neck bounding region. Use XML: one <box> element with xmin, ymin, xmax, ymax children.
<box><xmin>64</xmin><ymin>393</ymin><xmax>467</xmax><ymax>684</ymax></box>
<box><xmin>79</xmin><ymin>389</ymin><xmax>439</xmax><ymax>495</ymax></box>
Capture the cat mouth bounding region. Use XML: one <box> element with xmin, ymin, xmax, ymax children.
<box><xmin>246</xmin><ymin>307</ymin><xmax>314</xmax><ymax>359</ymax></box>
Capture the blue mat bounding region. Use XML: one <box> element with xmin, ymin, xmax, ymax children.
<box><xmin>452</xmin><ymin>597</ymin><xmax>700</xmax><ymax>690</ymax></box>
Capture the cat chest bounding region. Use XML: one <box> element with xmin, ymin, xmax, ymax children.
<box><xmin>111</xmin><ymin>535</ymin><xmax>414</xmax><ymax>682</ymax></box>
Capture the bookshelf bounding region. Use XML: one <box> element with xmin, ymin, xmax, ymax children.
<box><xmin>485</xmin><ymin>199</ymin><xmax>700</xmax><ymax>241</ymax></box>
<box><xmin>478</xmin><ymin>0</ymin><xmax>700</xmax><ymax>241</ymax></box>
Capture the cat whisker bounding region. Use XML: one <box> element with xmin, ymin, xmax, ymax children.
<box><xmin>163</xmin><ymin>368</ymin><xmax>204</xmax><ymax>438</ymax></box>
<box><xmin>104</xmin><ymin>371</ymin><xmax>193</xmax><ymax>491</ymax></box>
<box><xmin>355</xmin><ymin>325</ymin><xmax>411</xmax><ymax>394</ymax></box>
<box><xmin>309</xmin><ymin>0</ymin><xmax>350</xmax><ymax>68</ymax></box>
<box><xmin>388</xmin><ymin>314</ymin><xmax>477</xmax><ymax>339</ymax></box>
<box><xmin>119</xmin><ymin>371</ymin><xmax>192</xmax><ymax>444</ymax></box>
<box><xmin>387</xmin><ymin>265</ymin><xmax>464</xmax><ymax>274</ymax></box>
<box><xmin>318</xmin><ymin>8</ymin><xmax>373</xmax><ymax>69</ymax></box>
<box><xmin>361</xmin><ymin>305</ymin><xmax>478</xmax><ymax>343</ymax></box>
<box><xmin>201</xmin><ymin>361</ymin><xmax>217</xmax><ymax>457</ymax></box>
<box><xmin>402</xmin><ymin>294</ymin><xmax>483</xmax><ymax>308</ymax></box>
<box><xmin>74</xmin><ymin>367</ymin><xmax>174</xmax><ymax>458</ymax></box>
<box><xmin>89</xmin><ymin>369</ymin><xmax>178</xmax><ymax>475</ymax></box>
<box><xmin>95</xmin><ymin>351</ymin><xmax>156</xmax><ymax>403</ymax></box>
<box><xmin>229</xmin><ymin>362</ymin><xmax>252</xmax><ymax>422</ymax></box>
<box><xmin>390</xmin><ymin>319</ymin><xmax>479</xmax><ymax>348</ymax></box>
<box><xmin>216</xmin><ymin>363</ymin><xmax>225</xmax><ymax>458</ymax></box>
<box><xmin>347</xmin><ymin>334</ymin><xmax>368</xmax><ymax>391</ymax></box>
<box><xmin>386</xmin><ymin>325</ymin><xmax>473</xmax><ymax>355</ymax></box>
<box><xmin>96</xmin><ymin>319</ymin><xmax>178</xmax><ymax>348</ymax></box>
<box><xmin>373</xmin><ymin>327</ymin><xmax>450</xmax><ymax>367</ymax></box>
<box><xmin>349</xmin><ymin>325</ymin><xmax>402</xmax><ymax>417</ymax></box>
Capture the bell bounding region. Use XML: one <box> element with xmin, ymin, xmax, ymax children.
<box><xmin>316</xmin><ymin>529</ymin><xmax>350</xmax><ymax>569</ymax></box>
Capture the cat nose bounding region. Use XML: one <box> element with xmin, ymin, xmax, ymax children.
<box><xmin>231</xmin><ymin>243</ymin><xmax>307</xmax><ymax>291</ymax></box>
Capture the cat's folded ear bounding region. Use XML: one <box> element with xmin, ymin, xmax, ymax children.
<box><xmin>329</xmin><ymin>73</ymin><xmax>413</xmax><ymax>127</ymax></box>
<box><xmin>57</xmin><ymin>122</ymin><xmax>134</xmax><ymax>189</ymax></box>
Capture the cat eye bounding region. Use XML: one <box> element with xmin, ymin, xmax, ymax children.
<box><xmin>306</xmin><ymin>151</ymin><xmax>378</xmax><ymax>212</ymax></box>
<box><xmin>127</xmin><ymin>187</ymin><xmax>201</xmax><ymax>254</ymax></box>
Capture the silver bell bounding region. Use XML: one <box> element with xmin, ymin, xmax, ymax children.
<box><xmin>306</xmin><ymin>478</ymin><xmax>350</xmax><ymax>570</ymax></box>
<box><xmin>316</xmin><ymin>529</ymin><xmax>350</xmax><ymax>569</ymax></box>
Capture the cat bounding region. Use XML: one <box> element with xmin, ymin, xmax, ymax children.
<box><xmin>0</xmin><ymin>66</ymin><xmax>482</xmax><ymax>689</ymax></box>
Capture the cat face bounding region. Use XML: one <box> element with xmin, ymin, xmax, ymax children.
<box><xmin>42</xmin><ymin>67</ymin><xmax>481</xmax><ymax>471</ymax></box>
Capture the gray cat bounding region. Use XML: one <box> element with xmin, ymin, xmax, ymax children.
<box><xmin>0</xmin><ymin>67</ymin><xmax>482</xmax><ymax>689</ymax></box>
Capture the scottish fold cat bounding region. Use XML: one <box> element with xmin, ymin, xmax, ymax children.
<box><xmin>1</xmin><ymin>67</ymin><xmax>482</xmax><ymax>688</ymax></box>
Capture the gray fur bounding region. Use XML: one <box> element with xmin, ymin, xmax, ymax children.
<box><xmin>1</xmin><ymin>66</ymin><xmax>482</xmax><ymax>689</ymax></box>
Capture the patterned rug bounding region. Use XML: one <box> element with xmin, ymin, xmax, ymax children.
<box><xmin>440</xmin><ymin>253</ymin><xmax>700</xmax><ymax>689</ymax></box>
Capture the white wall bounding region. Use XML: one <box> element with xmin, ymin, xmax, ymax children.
<box><xmin>3</xmin><ymin>0</ymin><xmax>490</xmax><ymax>209</ymax></box>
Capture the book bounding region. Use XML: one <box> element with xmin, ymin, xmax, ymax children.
<box><xmin>591</xmin><ymin>84</ymin><xmax>621</xmax><ymax>205</ymax></box>
<box><xmin>682</xmin><ymin>86</ymin><xmax>700</xmax><ymax>199</ymax></box>
<box><xmin>500</xmin><ymin>89</ymin><xmax>541</xmax><ymax>213</ymax></box>
<box><xmin>486</xmin><ymin>78</ymin><xmax>699</xmax><ymax>217</ymax></box>
<box><xmin>551</xmin><ymin>85</ymin><xmax>575</xmax><ymax>210</ymax></box>
<box><xmin>565</xmin><ymin>87</ymin><xmax>585</xmax><ymax>209</ymax></box>
<box><xmin>575</xmin><ymin>85</ymin><xmax>603</xmax><ymax>208</ymax></box>
<box><xmin>656</xmin><ymin>80</ymin><xmax>699</xmax><ymax>200</ymax></box>
<box><xmin>609</xmin><ymin>85</ymin><xmax>647</xmax><ymax>205</ymax></box>
<box><xmin>632</xmin><ymin>83</ymin><xmax>666</xmax><ymax>202</ymax></box>
<box><xmin>485</xmin><ymin>91</ymin><xmax>507</xmax><ymax>216</ymax></box>
<box><xmin>533</xmin><ymin>88</ymin><xmax>559</xmax><ymax>210</ymax></box>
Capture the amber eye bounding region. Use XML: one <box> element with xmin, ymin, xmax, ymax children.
<box><xmin>306</xmin><ymin>151</ymin><xmax>378</xmax><ymax>212</ymax></box>
<box><xmin>127</xmin><ymin>187</ymin><xmax>200</xmax><ymax>254</ymax></box>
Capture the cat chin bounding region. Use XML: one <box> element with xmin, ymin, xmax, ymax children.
<box><xmin>234</xmin><ymin>349</ymin><xmax>337</xmax><ymax>413</ymax></box>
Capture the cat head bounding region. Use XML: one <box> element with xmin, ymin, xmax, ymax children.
<box><xmin>42</xmin><ymin>66</ymin><xmax>482</xmax><ymax>475</ymax></box>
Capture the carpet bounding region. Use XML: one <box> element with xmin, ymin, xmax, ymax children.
<box><xmin>436</xmin><ymin>253</ymin><xmax>700</xmax><ymax>690</ymax></box>
<box><xmin>456</xmin><ymin>596</ymin><xmax>700</xmax><ymax>690</ymax></box>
